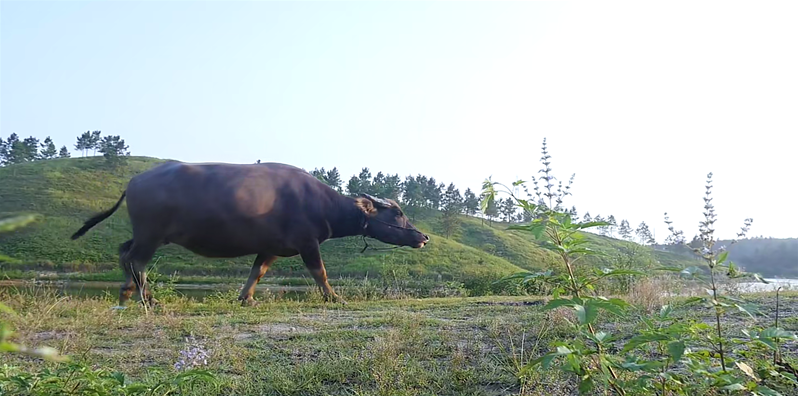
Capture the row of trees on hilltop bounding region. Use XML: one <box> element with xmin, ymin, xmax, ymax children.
<box><xmin>580</xmin><ymin>212</ymin><xmax>656</xmax><ymax>245</ymax></box>
<box><xmin>0</xmin><ymin>134</ymin><xmax>71</xmax><ymax>165</ymax></box>
<box><xmin>0</xmin><ymin>131</ymin><xmax>130</xmax><ymax>167</ymax></box>
<box><xmin>305</xmin><ymin>165</ymin><xmax>659</xmax><ymax>244</ymax></box>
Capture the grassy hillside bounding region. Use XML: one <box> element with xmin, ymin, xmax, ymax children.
<box><xmin>0</xmin><ymin>156</ymin><xmax>694</xmax><ymax>285</ymax></box>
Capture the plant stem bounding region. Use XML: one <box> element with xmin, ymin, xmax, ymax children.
<box><xmin>709</xmin><ymin>268</ymin><xmax>726</xmax><ymax>372</ymax></box>
<box><xmin>774</xmin><ymin>286</ymin><xmax>782</xmax><ymax>364</ymax></box>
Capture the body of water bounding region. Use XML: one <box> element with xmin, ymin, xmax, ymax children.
<box><xmin>734</xmin><ymin>278</ymin><xmax>798</xmax><ymax>293</ymax></box>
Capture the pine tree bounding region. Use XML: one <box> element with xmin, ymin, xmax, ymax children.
<box><xmin>39</xmin><ymin>136</ymin><xmax>58</xmax><ymax>159</ymax></box>
<box><xmin>89</xmin><ymin>130</ymin><xmax>102</xmax><ymax>156</ymax></box>
<box><xmin>58</xmin><ymin>146</ymin><xmax>71</xmax><ymax>158</ymax></box>
<box><xmin>594</xmin><ymin>215</ymin><xmax>607</xmax><ymax>235</ymax></box>
<box><xmin>346</xmin><ymin>176</ymin><xmax>361</xmax><ymax>196</ymax></box>
<box><xmin>618</xmin><ymin>219</ymin><xmax>633</xmax><ymax>240</ymax></box>
<box><xmin>463</xmin><ymin>188</ymin><xmax>479</xmax><ymax>216</ymax></box>
<box><xmin>607</xmin><ymin>215</ymin><xmax>617</xmax><ymax>237</ymax></box>
<box><xmin>357</xmin><ymin>168</ymin><xmax>372</xmax><ymax>195</ymax></box>
<box><xmin>423</xmin><ymin>178</ymin><xmax>443</xmax><ymax>209</ymax></box>
<box><xmin>500</xmin><ymin>198</ymin><xmax>516</xmax><ymax>222</ymax></box>
<box><xmin>325</xmin><ymin>167</ymin><xmax>343</xmax><ymax>193</ymax></box>
<box><xmin>75</xmin><ymin>131</ymin><xmax>92</xmax><ymax>157</ymax></box>
<box><xmin>569</xmin><ymin>206</ymin><xmax>579</xmax><ymax>222</ymax></box>
<box><xmin>371</xmin><ymin>172</ymin><xmax>386</xmax><ymax>196</ymax></box>
<box><xmin>21</xmin><ymin>136</ymin><xmax>40</xmax><ymax>162</ymax></box>
<box><xmin>310</xmin><ymin>167</ymin><xmax>331</xmax><ymax>186</ymax></box>
<box><xmin>98</xmin><ymin>135</ymin><xmax>129</xmax><ymax>166</ymax></box>
<box><xmin>402</xmin><ymin>176</ymin><xmax>423</xmax><ymax>206</ymax></box>
<box><xmin>2</xmin><ymin>134</ymin><xmax>21</xmax><ymax>164</ymax></box>
<box><xmin>440</xmin><ymin>183</ymin><xmax>464</xmax><ymax>238</ymax></box>
<box><xmin>382</xmin><ymin>174</ymin><xmax>402</xmax><ymax>201</ymax></box>
<box><xmin>635</xmin><ymin>221</ymin><xmax>655</xmax><ymax>245</ymax></box>
<box><xmin>0</xmin><ymin>136</ymin><xmax>7</xmax><ymax>165</ymax></box>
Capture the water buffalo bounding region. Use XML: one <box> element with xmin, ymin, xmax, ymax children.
<box><xmin>70</xmin><ymin>161</ymin><xmax>429</xmax><ymax>306</ymax></box>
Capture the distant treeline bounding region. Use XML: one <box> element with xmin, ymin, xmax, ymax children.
<box><xmin>657</xmin><ymin>236</ymin><xmax>798</xmax><ymax>277</ymax></box>
<box><xmin>293</xmin><ymin>165</ymin><xmax>659</xmax><ymax>244</ymax></box>
<box><xmin>0</xmin><ymin>131</ymin><xmax>130</xmax><ymax>166</ymax></box>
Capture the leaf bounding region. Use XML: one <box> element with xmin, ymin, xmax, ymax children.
<box><xmin>680</xmin><ymin>296</ymin><xmax>706</xmax><ymax>307</ymax></box>
<box><xmin>574</xmin><ymin>304</ymin><xmax>596</xmax><ymax>326</ymax></box>
<box><xmin>542</xmin><ymin>298</ymin><xmax>578</xmax><ymax>311</ymax></box>
<box><xmin>590</xmin><ymin>297</ymin><xmax>630</xmax><ymax>317</ymax></box>
<box><xmin>760</xmin><ymin>327</ymin><xmax>797</xmax><ymax>340</ymax></box>
<box><xmin>529</xmin><ymin>223</ymin><xmax>547</xmax><ymax>240</ymax></box>
<box><xmin>721</xmin><ymin>383</ymin><xmax>746</xmax><ymax>391</ymax></box>
<box><xmin>622</xmin><ymin>333</ymin><xmax>671</xmax><ymax>353</ymax></box>
<box><xmin>577</xmin><ymin>221</ymin><xmax>611</xmax><ymax>230</ymax></box>
<box><xmin>655</xmin><ymin>266</ymin><xmax>686</xmax><ymax>272</ymax></box>
<box><xmin>736</xmin><ymin>361</ymin><xmax>760</xmax><ymax>381</ymax></box>
<box><xmin>680</xmin><ymin>266</ymin><xmax>704</xmax><ymax>278</ymax></box>
<box><xmin>667</xmin><ymin>341</ymin><xmax>685</xmax><ymax>362</ymax></box>
<box><xmin>718</xmin><ymin>250</ymin><xmax>729</xmax><ymax>264</ymax></box>
<box><xmin>555</xmin><ymin>346</ymin><xmax>574</xmax><ymax>356</ymax></box>
<box><xmin>753</xmin><ymin>385</ymin><xmax>783</xmax><ymax>396</ymax></box>
<box><xmin>735</xmin><ymin>303</ymin><xmax>760</xmax><ymax>319</ymax></box>
<box><xmin>752</xmin><ymin>273</ymin><xmax>770</xmax><ymax>284</ymax></box>
<box><xmin>597</xmin><ymin>268</ymin><xmax>647</xmax><ymax>279</ymax></box>
<box><xmin>594</xmin><ymin>331</ymin><xmax>609</xmax><ymax>343</ymax></box>
<box><xmin>659</xmin><ymin>304</ymin><xmax>673</xmax><ymax>319</ymax></box>
<box><xmin>512</xmin><ymin>179</ymin><xmax>526</xmax><ymax>186</ymax></box>
<box><xmin>578</xmin><ymin>375</ymin><xmax>594</xmax><ymax>394</ymax></box>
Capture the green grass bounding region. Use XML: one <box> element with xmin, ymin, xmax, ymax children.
<box><xmin>2</xmin><ymin>286</ymin><xmax>796</xmax><ymax>396</ymax></box>
<box><xmin>0</xmin><ymin>156</ymin><xmax>695</xmax><ymax>289</ymax></box>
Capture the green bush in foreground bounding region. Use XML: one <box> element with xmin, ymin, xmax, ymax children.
<box><xmin>482</xmin><ymin>139</ymin><xmax>798</xmax><ymax>395</ymax></box>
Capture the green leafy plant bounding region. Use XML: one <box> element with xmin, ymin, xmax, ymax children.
<box><xmin>482</xmin><ymin>140</ymin><xmax>798</xmax><ymax>395</ymax></box>
<box><xmin>482</xmin><ymin>138</ymin><xmax>641</xmax><ymax>394</ymax></box>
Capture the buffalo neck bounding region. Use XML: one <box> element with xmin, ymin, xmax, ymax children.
<box><xmin>327</xmin><ymin>194</ymin><xmax>368</xmax><ymax>239</ymax></box>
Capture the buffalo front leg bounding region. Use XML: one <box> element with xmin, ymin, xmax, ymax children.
<box><xmin>238</xmin><ymin>253</ymin><xmax>277</xmax><ymax>306</ymax></box>
<box><xmin>299</xmin><ymin>244</ymin><xmax>346</xmax><ymax>304</ymax></box>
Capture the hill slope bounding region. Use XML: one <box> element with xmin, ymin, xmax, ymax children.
<box><xmin>0</xmin><ymin>157</ymin><xmax>694</xmax><ymax>283</ymax></box>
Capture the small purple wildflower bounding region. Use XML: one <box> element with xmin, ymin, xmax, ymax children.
<box><xmin>174</xmin><ymin>335</ymin><xmax>210</xmax><ymax>371</ymax></box>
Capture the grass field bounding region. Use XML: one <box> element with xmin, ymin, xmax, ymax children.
<box><xmin>2</xmin><ymin>285</ymin><xmax>797</xmax><ymax>396</ymax></box>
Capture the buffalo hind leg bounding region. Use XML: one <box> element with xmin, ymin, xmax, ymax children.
<box><xmin>118</xmin><ymin>239</ymin><xmax>159</xmax><ymax>308</ymax></box>
<box><xmin>238</xmin><ymin>253</ymin><xmax>278</xmax><ymax>306</ymax></box>
<box><xmin>299</xmin><ymin>244</ymin><xmax>346</xmax><ymax>304</ymax></box>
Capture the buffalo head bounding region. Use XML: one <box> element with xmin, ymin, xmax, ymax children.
<box><xmin>356</xmin><ymin>194</ymin><xmax>429</xmax><ymax>248</ymax></box>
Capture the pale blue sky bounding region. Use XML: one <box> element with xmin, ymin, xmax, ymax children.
<box><xmin>2</xmin><ymin>1</ymin><xmax>797</xmax><ymax>241</ymax></box>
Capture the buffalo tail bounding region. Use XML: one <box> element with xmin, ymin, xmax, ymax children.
<box><xmin>70</xmin><ymin>191</ymin><xmax>127</xmax><ymax>240</ymax></box>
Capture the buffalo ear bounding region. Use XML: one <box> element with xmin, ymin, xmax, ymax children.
<box><xmin>355</xmin><ymin>197</ymin><xmax>377</xmax><ymax>215</ymax></box>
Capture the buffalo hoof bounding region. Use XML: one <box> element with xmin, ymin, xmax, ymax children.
<box><xmin>324</xmin><ymin>294</ymin><xmax>348</xmax><ymax>305</ymax></box>
<box><xmin>240</xmin><ymin>298</ymin><xmax>260</xmax><ymax>307</ymax></box>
